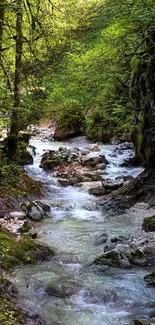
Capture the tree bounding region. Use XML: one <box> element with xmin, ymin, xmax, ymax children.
<box><xmin>7</xmin><ymin>0</ymin><xmax>23</xmax><ymax>157</ymax></box>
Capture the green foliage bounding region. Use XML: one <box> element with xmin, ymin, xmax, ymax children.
<box><xmin>1</xmin><ymin>0</ymin><xmax>155</xmax><ymax>143</ymax></box>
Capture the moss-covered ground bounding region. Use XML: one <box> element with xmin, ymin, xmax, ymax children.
<box><xmin>0</xmin><ymin>227</ymin><xmax>54</xmax><ymax>324</ymax></box>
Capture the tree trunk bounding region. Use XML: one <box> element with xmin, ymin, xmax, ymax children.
<box><xmin>8</xmin><ymin>0</ymin><xmax>23</xmax><ymax>158</ymax></box>
<box><xmin>140</xmin><ymin>32</ymin><xmax>155</xmax><ymax>169</ymax></box>
<box><xmin>0</xmin><ymin>0</ymin><xmax>5</xmax><ymax>52</ymax></box>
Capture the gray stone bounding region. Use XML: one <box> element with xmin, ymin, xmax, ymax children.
<box><xmin>95</xmin><ymin>163</ymin><xmax>106</xmax><ymax>170</ymax></box>
<box><xmin>58</xmin><ymin>178</ymin><xmax>70</xmax><ymax>186</ymax></box>
<box><xmin>134</xmin><ymin>319</ymin><xmax>150</xmax><ymax>325</ymax></box>
<box><xmin>10</xmin><ymin>211</ymin><xmax>26</xmax><ymax>220</ymax></box>
<box><xmin>82</xmin><ymin>154</ymin><xmax>108</xmax><ymax>167</ymax></box>
<box><xmin>84</xmin><ymin>171</ymin><xmax>102</xmax><ymax>181</ymax></box>
<box><xmin>28</xmin><ymin>228</ymin><xmax>37</xmax><ymax>239</ymax></box>
<box><xmin>94</xmin><ymin>232</ymin><xmax>109</xmax><ymax>245</ymax></box>
<box><xmin>35</xmin><ymin>201</ymin><xmax>51</xmax><ymax>212</ymax></box>
<box><xmin>89</xmin><ymin>186</ymin><xmax>106</xmax><ymax>196</ymax></box>
<box><xmin>80</xmin><ymin>148</ymin><xmax>90</xmax><ymax>155</ymax></box>
<box><xmin>45</xmin><ymin>283</ymin><xmax>76</xmax><ymax>298</ymax></box>
<box><xmin>93</xmin><ymin>249</ymin><xmax>128</xmax><ymax>268</ymax></box>
<box><xmin>120</xmin><ymin>258</ymin><xmax>131</xmax><ymax>268</ymax></box>
<box><xmin>21</xmin><ymin>202</ymin><xmax>44</xmax><ymax>221</ymax></box>
<box><xmin>28</xmin><ymin>205</ymin><xmax>44</xmax><ymax>221</ymax></box>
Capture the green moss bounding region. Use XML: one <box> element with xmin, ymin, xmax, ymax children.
<box><xmin>0</xmin><ymin>228</ymin><xmax>54</xmax><ymax>270</ymax></box>
<box><xmin>0</xmin><ymin>228</ymin><xmax>54</xmax><ymax>324</ymax></box>
<box><xmin>143</xmin><ymin>215</ymin><xmax>155</xmax><ymax>232</ymax></box>
<box><xmin>131</xmin><ymin>248</ymin><xmax>144</xmax><ymax>258</ymax></box>
<box><xmin>0</xmin><ymin>277</ymin><xmax>31</xmax><ymax>324</ymax></box>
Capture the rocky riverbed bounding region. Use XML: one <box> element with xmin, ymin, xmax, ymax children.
<box><xmin>2</xmin><ymin>130</ymin><xmax>155</xmax><ymax>325</ymax></box>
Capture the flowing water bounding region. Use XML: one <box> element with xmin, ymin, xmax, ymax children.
<box><xmin>12</xmin><ymin>136</ymin><xmax>155</xmax><ymax>325</ymax></box>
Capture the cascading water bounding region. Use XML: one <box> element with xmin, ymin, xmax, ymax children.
<box><xmin>12</xmin><ymin>135</ymin><xmax>155</xmax><ymax>325</ymax></box>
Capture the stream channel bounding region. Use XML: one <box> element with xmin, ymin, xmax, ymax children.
<box><xmin>12</xmin><ymin>135</ymin><xmax>155</xmax><ymax>325</ymax></box>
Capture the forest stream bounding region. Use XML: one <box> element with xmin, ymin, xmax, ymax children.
<box><xmin>11</xmin><ymin>134</ymin><xmax>155</xmax><ymax>325</ymax></box>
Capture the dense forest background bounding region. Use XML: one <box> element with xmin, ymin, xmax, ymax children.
<box><xmin>1</xmin><ymin>0</ymin><xmax>155</xmax><ymax>156</ymax></box>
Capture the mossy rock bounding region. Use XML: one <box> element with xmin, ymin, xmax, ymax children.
<box><xmin>42</xmin><ymin>158</ymin><xmax>62</xmax><ymax>170</ymax></box>
<box><xmin>0</xmin><ymin>276</ymin><xmax>46</xmax><ymax>325</ymax></box>
<box><xmin>142</xmin><ymin>215</ymin><xmax>155</xmax><ymax>232</ymax></box>
<box><xmin>0</xmin><ymin>228</ymin><xmax>54</xmax><ymax>270</ymax></box>
<box><xmin>134</xmin><ymin>320</ymin><xmax>150</xmax><ymax>325</ymax></box>
<box><xmin>144</xmin><ymin>272</ymin><xmax>155</xmax><ymax>282</ymax></box>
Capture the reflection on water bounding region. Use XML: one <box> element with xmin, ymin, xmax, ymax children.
<box><xmin>12</xmin><ymin>136</ymin><xmax>154</xmax><ymax>325</ymax></box>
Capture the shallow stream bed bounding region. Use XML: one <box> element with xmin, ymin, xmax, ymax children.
<box><xmin>12</xmin><ymin>136</ymin><xmax>155</xmax><ymax>325</ymax></box>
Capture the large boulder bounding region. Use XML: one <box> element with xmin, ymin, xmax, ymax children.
<box><xmin>93</xmin><ymin>248</ymin><xmax>131</xmax><ymax>268</ymax></box>
<box><xmin>27</xmin><ymin>124</ymin><xmax>40</xmax><ymax>135</ymax></box>
<box><xmin>45</xmin><ymin>283</ymin><xmax>77</xmax><ymax>298</ymax></box>
<box><xmin>21</xmin><ymin>201</ymin><xmax>51</xmax><ymax>221</ymax></box>
<box><xmin>89</xmin><ymin>186</ymin><xmax>106</xmax><ymax>196</ymax></box>
<box><xmin>40</xmin><ymin>147</ymin><xmax>79</xmax><ymax>170</ymax></box>
<box><xmin>142</xmin><ymin>215</ymin><xmax>155</xmax><ymax>232</ymax></box>
<box><xmin>94</xmin><ymin>232</ymin><xmax>109</xmax><ymax>245</ymax></box>
<box><xmin>93</xmin><ymin>244</ymin><xmax>148</xmax><ymax>268</ymax></box>
<box><xmin>134</xmin><ymin>319</ymin><xmax>150</xmax><ymax>325</ymax></box>
<box><xmin>82</xmin><ymin>154</ymin><xmax>108</xmax><ymax>167</ymax></box>
<box><xmin>19</xmin><ymin>149</ymin><xmax>33</xmax><ymax>165</ymax></box>
<box><xmin>10</xmin><ymin>211</ymin><xmax>26</xmax><ymax>220</ymax></box>
<box><xmin>144</xmin><ymin>272</ymin><xmax>155</xmax><ymax>287</ymax></box>
<box><xmin>54</xmin><ymin>119</ymin><xmax>82</xmax><ymax>141</ymax></box>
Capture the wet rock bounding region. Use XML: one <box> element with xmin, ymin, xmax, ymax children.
<box><xmin>82</xmin><ymin>154</ymin><xmax>108</xmax><ymax>167</ymax></box>
<box><xmin>93</xmin><ymin>248</ymin><xmax>131</xmax><ymax>268</ymax></box>
<box><xmin>9</xmin><ymin>211</ymin><xmax>26</xmax><ymax>220</ymax></box>
<box><xmin>94</xmin><ymin>242</ymin><xmax>149</xmax><ymax>268</ymax></box>
<box><xmin>27</xmin><ymin>124</ymin><xmax>40</xmax><ymax>134</ymax></box>
<box><xmin>121</xmin><ymin>157</ymin><xmax>136</xmax><ymax>167</ymax></box>
<box><xmin>144</xmin><ymin>272</ymin><xmax>155</xmax><ymax>283</ymax></box>
<box><xmin>142</xmin><ymin>216</ymin><xmax>155</xmax><ymax>232</ymax></box>
<box><xmin>101</xmin><ymin>179</ymin><xmax>123</xmax><ymax>192</ymax></box>
<box><xmin>80</xmin><ymin>148</ymin><xmax>90</xmax><ymax>155</ymax></box>
<box><xmin>28</xmin><ymin>227</ymin><xmax>37</xmax><ymax>239</ymax></box>
<box><xmin>111</xmin><ymin>139</ymin><xmax>121</xmax><ymax>145</ymax></box>
<box><xmin>45</xmin><ymin>283</ymin><xmax>76</xmax><ymax>298</ymax></box>
<box><xmin>28</xmin><ymin>144</ymin><xmax>36</xmax><ymax>156</ymax></box>
<box><xmin>104</xmin><ymin>242</ymin><xmax>118</xmax><ymax>253</ymax></box>
<box><xmin>87</xmin><ymin>144</ymin><xmax>101</xmax><ymax>152</ymax></box>
<box><xmin>95</xmin><ymin>163</ymin><xmax>107</xmax><ymax>170</ymax></box>
<box><xmin>143</xmin><ymin>244</ymin><xmax>155</xmax><ymax>265</ymax></box>
<box><xmin>84</xmin><ymin>289</ymin><xmax>118</xmax><ymax>304</ymax></box>
<box><xmin>54</xmin><ymin>119</ymin><xmax>82</xmax><ymax>140</ymax></box>
<box><xmin>123</xmin><ymin>175</ymin><xmax>134</xmax><ymax>182</ymax></box>
<box><xmin>134</xmin><ymin>319</ymin><xmax>150</xmax><ymax>325</ymax></box>
<box><xmin>94</xmin><ymin>232</ymin><xmax>109</xmax><ymax>245</ymax></box>
<box><xmin>120</xmin><ymin>258</ymin><xmax>131</xmax><ymax>268</ymax></box>
<box><xmin>40</xmin><ymin>147</ymin><xmax>79</xmax><ymax>170</ymax></box>
<box><xmin>19</xmin><ymin>149</ymin><xmax>33</xmax><ymax>165</ymax></box>
<box><xmin>58</xmin><ymin>178</ymin><xmax>70</xmax><ymax>186</ymax></box>
<box><xmin>116</xmin><ymin>142</ymin><xmax>134</xmax><ymax>150</ymax></box>
<box><xmin>84</xmin><ymin>171</ymin><xmax>102</xmax><ymax>181</ymax></box>
<box><xmin>111</xmin><ymin>235</ymin><xmax>131</xmax><ymax>244</ymax></box>
<box><xmin>35</xmin><ymin>200</ymin><xmax>51</xmax><ymax>213</ymax></box>
<box><xmin>21</xmin><ymin>202</ymin><xmax>44</xmax><ymax>221</ymax></box>
<box><xmin>89</xmin><ymin>186</ymin><xmax>106</xmax><ymax>196</ymax></box>
<box><xmin>69</xmin><ymin>175</ymin><xmax>83</xmax><ymax>185</ymax></box>
<box><xmin>144</xmin><ymin>272</ymin><xmax>155</xmax><ymax>287</ymax></box>
<box><xmin>88</xmin><ymin>264</ymin><xmax>110</xmax><ymax>275</ymax></box>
